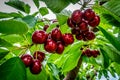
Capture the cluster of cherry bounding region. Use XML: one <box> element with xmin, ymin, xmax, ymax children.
<box><xmin>67</xmin><ymin>9</ymin><xmax>100</xmax><ymax>41</ymax></box>
<box><xmin>20</xmin><ymin>51</ymin><xmax>45</xmax><ymax>74</ymax></box>
<box><xmin>32</xmin><ymin>26</ymin><xmax>74</xmax><ymax>54</ymax></box>
<box><xmin>82</xmin><ymin>48</ymin><xmax>100</xmax><ymax>58</ymax></box>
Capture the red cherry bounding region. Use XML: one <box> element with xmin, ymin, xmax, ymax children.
<box><xmin>71</xmin><ymin>10</ymin><xmax>82</xmax><ymax>24</ymax></box>
<box><xmin>51</xmin><ymin>28</ymin><xmax>62</xmax><ymax>41</ymax></box>
<box><xmin>71</xmin><ymin>27</ymin><xmax>80</xmax><ymax>35</ymax></box>
<box><xmin>84</xmin><ymin>9</ymin><xmax>95</xmax><ymax>21</ymax></box>
<box><xmin>85</xmin><ymin>49</ymin><xmax>92</xmax><ymax>57</ymax></box>
<box><xmin>85</xmin><ymin>31</ymin><xmax>95</xmax><ymax>40</ymax></box>
<box><xmin>21</xmin><ymin>54</ymin><xmax>32</xmax><ymax>67</ymax></box>
<box><xmin>43</xmin><ymin>25</ymin><xmax>49</xmax><ymax>31</ymax></box>
<box><xmin>33</xmin><ymin>51</ymin><xmax>45</xmax><ymax>62</ymax></box>
<box><xmin>67</xmin><ymin>18</ymin><xmax>76</xmax><ymax>28</ymax></box>
<box><xmin>75</xmin><ymin>34</ymin><xmax>83</xmax><ymax>40</ymax></box>
<box><xmin>44</xmin><ymin>39</ymin><xmax>57</xmax><ymax>53</ymax></box>
<box><xmin>56</xmin><ymin>41</ymin><xmax>64</xmax><ymax>54</ymax></box>
<box><xmin>89</xmin><ymin>15</ymin><xmax>100</xmax><ymax>27</ymax></box>
<box><xmin>78</xmin><ymin>20</ymin><xmax>88</xmax><ymax>31</ymax></box>
<box><xmin>62</xmin><ymin>33</ymin><xmax>74</xmax><ymax>45</ymax></box>
<box><xmin>30</xmin><ymin>59</ymin><xmax>42</xmax><ymax>74</ymax></box>
<box><xmin>32</xmin><ymin>30</ymin><xmax>48</xmax><ymax>44</ymax></box>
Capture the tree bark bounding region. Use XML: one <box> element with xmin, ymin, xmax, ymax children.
<box><xmin>63</xmin><ymin>57</ymin><xmax>82</xmax><ymax>80</ymax></box>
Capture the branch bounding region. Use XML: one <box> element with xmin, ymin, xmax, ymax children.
<box><xmin>63</xmin><ymin>56</ymin><xmax>82</xmax><ymax>80</ymax></box>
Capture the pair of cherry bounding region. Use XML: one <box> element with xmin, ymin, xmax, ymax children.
<box><xmin>21</xmin><ymin>51</ymin><xmax>45</xmax><ymax>74</ymax></box>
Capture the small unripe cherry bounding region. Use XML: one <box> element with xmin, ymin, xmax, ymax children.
<box><xmin>71</xmin><ymin>10</ymin><xmax>83</xmax><ymax>24</ymax></box>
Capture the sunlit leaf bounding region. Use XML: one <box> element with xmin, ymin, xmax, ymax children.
<box><xmin>0</xmin><ymin>20</ymin><xmax>28</xmax><ymax>34</ymax></box>
<box><xmin>5</xmin><ymin>0</ymin><xmax>30</xmax><ymax>14</ymax></box>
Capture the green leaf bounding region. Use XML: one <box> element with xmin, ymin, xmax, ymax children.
<box><xmin>0</xmin><ymin>47</ymin><xmax>9</xmax><ymax>60</ymax></box>
<box><xmin>33</xmin><ymin>0</ymin><xmax>39</xmax><ymax>8</ymax></box>
<box><xmin>27</xmin><ymin>67</ymin><xmax>47</xmax><ymax>80</ymax></box>
<box><xmin>22</xmin><ymin>15</ymin><xmax>37</xmax><ymax>28</ymax></box>
<box><xmin>0</xmin><ymin>12</ymin><xmax>23</xmax><ymax>19</ymax></box>
<box><xmin>0</xmin><ymin>38</ymin><xmax>13</xmax><ymax>47</ymax></box>
<box><xmin>1</xmin><ymin>34</ymin><xmax>24</xmax><ymax>43</ymax></box>
<box><xmin>93</xmin><ymin>4</ymin><xmax>120</xmax><ymax>27</ymax></box>
<box><xmin>99</xmin><ymin>27</ymin><xmax>120</xmax><ymax>51</ymax></box>
<box><xmin>103</xmin><ymin>0</ymin><xmax>120</xmax><ymax>17</ymax></box>
<box><xmin>102</xmin><ymin>44</ymin><xmax>120</xmax><ymax>64</ymax></box>
<box><xmin>5</xmin><ymin>0</ymin><xmax>30</xmax><ymax>14</ymax></box>
<box><xmin>100</xmin><ymin>48</ymin><xmax>110</xmax><ymax>68</ymax></box>
<box><xmin>56</xmin><ymin>10</ymin><xmax>71</xmax><ymax>25</ymax></box>
<box><xmin>39</xmin><ymin>7</ymin><xmax>49</xmax><ymax>16</ymax></box>
<box><xmin>62</xmin><ymin>41</ymin><xmax>83</xmax><ymax>72</ymax></box>
<box><xmin>0</xmin><ymin>57</ymin><xmax>26</xmax><ymax>80</ymax></box>
<box><xmin>0</xmin><ymin>20</ymin><xmax>28</xmax><ymax>34</ymax></box>
<box><xmin>41</xmin><ymin>0</ymin><xmax>79</xmax><ymax>13</ymax></box>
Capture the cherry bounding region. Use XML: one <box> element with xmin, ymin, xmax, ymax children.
<box><xmin>56</xmin><ymin>41</ymin><xmax>64</xmax><ymax>54</ymax></box>
<box><xmin>67</xmin><ymin>18</ymin><xmax>76</xmax><ymax>28</ymax></box>
<box><xmin>51</xmin><ymin>28</ymin><xmax>62</xmax><ymax>41</ymax></box>
<box><xmin>71</xmin><ymin>27</ymin><xmax>80</xmax><ymax>35</ymax></box>
<box><xmin>43</xmin><ymin>25</ymin><xmax>49</xmax><ymax>31</ymax></box>
<box><xmin>88</xmin><ymin>15</ymin><xmax>100</xmax><ymax>27</ymax></box>
<box><xmin>44</xmin><ymin>39</ymin><xmax>57</xmax><ymax>53</ymax></box>
<box><xmin>32</xmin><ymin>30</ymin><xmax>48</xmax><ymax>44</ymax></box>
<box><xmin>91</xmin><ymin>50</ymin><xmax>100</xmax><ymax>58</ymax></box>
<box><xmin>78</xmin><ymin>20</ymin><xmax>88</xmax><ymax>31</ymax></box>
<box><xmin>62</xmin><ymin>33</ymin><xmax>74</xmax><ymax>45</ymax></box>
<box><xmin>75</xmin><ymin>34</ymin><xmax>83</xmax><ymax>40</ymax></box>
<box><xmin>71</xmin><ymin>10</ymin><xmax>82</xmax><ymax>24</ymax></box>
<box><xmin>20</xmin><ymin>54</ymin><xmax>32</xmax><ymax>67</ymax></box>
<box><xmin>84</xmin><ymin>49</ymin><xmax>92</xmax><ymax>57</ymax></box>
<box><xmin>84</xmin><ymin>9</ymin><xmax>95</xmax><ymax>21</ymax></box>
<box><xmin>30</xmin><ymin>59</ymin><xmax>42</xmax><ymax>74</ymax></box>
<box><xmin>33</xmin><ymin>51</ymin><xmax>45</xmax><ymax>62</ymax></box>
<box><xmin>85</xmin><ymin>31</ymin><xmax>95</xmax><ymax>40</ymax></box>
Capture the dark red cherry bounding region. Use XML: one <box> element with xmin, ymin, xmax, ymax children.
<box><xmin>75</xmin><ymin>34</ymin><xmax>83</xmax><ymax>40</ymax></box>
<box><xmin>71</xmin><ymin>10</ymin><xmax>82</xmax><ymax>24</ymax></box>
<box><xmin>67</xmin><ymin>18</ymin><xmax>76</xmax><ymax>28</ymax></box>
<box><xmin>51</xmin><ymin>28</ymin><xmax>62</xmax><ymax>41</ymax></box>
<box><xmin>78</xmin><ymin>20</ymin><xmax>88</xmax><ymax>31</ymax></box>
<box><xmin>62</xmin><ymin>33</ymin><xmax>74</xmax><ymax>45</ymax></box>
<box><xmin>21</xmin><ymin>54</ymin><xmax>32</xmax><ymax>67</ymax></box>
<box><xmin>44</xmin><ymin>39</ymin><xmax>57</xmax><ymax>53</ymax></box>
<box><xmin>84</xmin><ymin>9</ymin><xmax>95</xmax><ymax>21</ymax></box>
<box><xmin>85</xmin><ymin>31</ymin><xmax>95</xmax><ymax>40</ymax></box>
<box><xmin>85</xmin><ymin>49</ymin><xmax>92</xmax><ymax>57</ymax></box>
<box><xmin>30</xmin><ymin>59</ymin><xmax>42</xmax><ymax>74</ymax></box>
<box><xmin>33</xmin><ymin>51</ymin><xmax>45</xmax><ymax>62</ymax></box>
<box><xmin>89</xmin><ymin>15</ymin><xmax>100</xmax><ymax>27</ymax></box>
<box><xmin>56</xmin><ymin>41</ymin><xmax>64</xmax><ymax>54</ymax></box>
<box><xmin>32</xmin><ymin>30</ymin><xmax>48</xmax><ymax>44</ymax></box>
<box><xmin>43</xmin><ymin>25</ymin><xmax>49</xmax><ymax>31</ymax></box>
